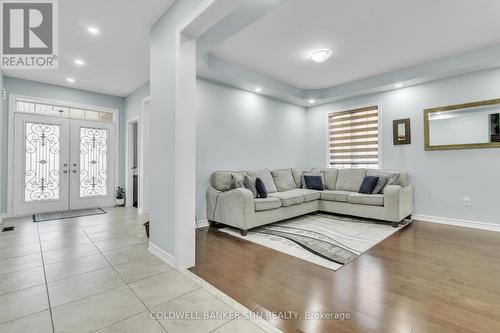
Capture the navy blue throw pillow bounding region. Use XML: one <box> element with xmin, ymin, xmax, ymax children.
<box><xmin>359</xmin><ymin>176</ymin><xmax>379</xmax><ymax>194</ymax></box>
<box><xmin>304</xmin><ymin>175</ymin><xmax>324</xmax><ymax>191</ymax></box>
<box><xmin>255</xmin><ymin>177</ymin><xmax>267</xmax><ymax>198</ymax></box>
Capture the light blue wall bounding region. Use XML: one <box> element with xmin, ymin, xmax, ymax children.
<box><xmin>125</xmin><ymin>82</ymin><xmax>150</xmax><ymax>121</ymax></box>
<box><xmin>1</xmin><ymin>77</ymin><xmax>126</xmax><ymax>213</ymax></box>
<box><xmin>306</xmin><ymin>67</ymin><xmax>500</xmax><ymax>224</ymax></box>
<box><xmin>196</xmin><ymin>79</ymin><xmax>307</xmax><ymax>220</ymax></box>
<box><xmin>149</xmin><ymin>0</ymin><xmax>205</xmax><ymax>255</ymax></box>
<box><xmin>0</xmin><ymin>71</ymin><xmax>5</xmax><ymax>214</ymax></box>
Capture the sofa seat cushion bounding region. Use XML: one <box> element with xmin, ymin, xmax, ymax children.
<box><xmin>288</xmin><ymin>189</ymin><xmax>321</xmax><ymax>202</ymax></box>
<box><xmin>254</xmin><ymin>197</ymin><xmax>282</xmax><ymax>211</ymax></box>
<box><xmin>268</xmin><ymin>191</ymin><xmax>304</xmax><ymax>207</ymax></box>
<box><xmin>348</xmin><ymin>193</ymin><xmax>384</xmax><ymax>206</ymax></box>
<box><xmin>320</xmin><ymin>190</ymin><xmax>351</xmax><ymax>202</ymax></box>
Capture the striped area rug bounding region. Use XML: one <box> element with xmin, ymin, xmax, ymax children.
<box><xmin>221</xmin><ymin>213</ymin><xmax>411</xmax><ymax>270</ymax></box>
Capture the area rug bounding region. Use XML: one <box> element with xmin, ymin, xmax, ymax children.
<box><xmin>33</xmin><ymin>208</ymin><xmax>106</xmax><ymax>223</ymax></box>
<box><xmin>221</xmin><ymin>213</ymin><xmax>412</xmax><ymax>270</ymax></box>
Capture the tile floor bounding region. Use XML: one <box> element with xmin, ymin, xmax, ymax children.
<box><xmin>0</xmin><ymin>207</ymin><xmax>272</xmax><ymax>333</ymax></box>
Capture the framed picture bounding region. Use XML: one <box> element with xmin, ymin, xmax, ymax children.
<box><xmin>393</xmin><ymin>118</ymin><xmax>411</xmax><ymax>145</ymax></box>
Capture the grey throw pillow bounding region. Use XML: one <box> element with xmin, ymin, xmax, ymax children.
<box><xmin>372</xmin><ymin>175</ymin><xmax>389</xmax><ymax>194</ymax></box>
<box><xmin>231</xmin><ymin>173</ymin><xmax>245</xmax><ymax>189</ymax></box>
<box><xmin>244</xmin><ymin>175</ymin><xmax>258</xmax><ymax>198</ymax></box>
<box><xmin>381</xmin><ymin>173</ymin><xmax>400</xmax><ymax>193</ymax></box>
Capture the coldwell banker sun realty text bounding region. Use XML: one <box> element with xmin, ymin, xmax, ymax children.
<box><xmin>1</xmin><ymin>0</ymin><xmax>58</xmax><ymax>69</ymax></box>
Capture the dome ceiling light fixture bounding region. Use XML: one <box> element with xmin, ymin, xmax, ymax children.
<box><xmin>308</xmin><ymin>49</ymin><xmax>332</xmax><ymax>63</ymax></box>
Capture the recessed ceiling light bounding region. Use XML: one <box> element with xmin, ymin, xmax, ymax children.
<box><xmin>309</xmin><ymin>99</ymin><xmax>316</xmax><ymax>104</ymax></box>
<box><xmin>395</xmin><ymin>83</ymin><xmax>403</xmax><ymax>88</ymax></box>
<box><xmin>87</xmin><ymin>26</ymin><xmax>100</xmax><ymax>35</ymax></box>
<box><xmin>255</xmin><ymin>87</ymin><xmax>262</xmax><ymax>93</ymax></box>
<box><xmin>74</xmin><ymin>59</ymin><xmax>85</xmax><ymax>66</ymax></box>
<box><xmin>66</xmin><ymin>78</ymin><xmax>75</xmax><ymax>83</ymax></box>
<box><xmin>308</xmin><ymin>49</ymin><xmax>332</xmax><ymax>63</ymax></box>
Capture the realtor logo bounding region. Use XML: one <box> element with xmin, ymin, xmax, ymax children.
<box><xmin>1</xmin><ymin>0</ymin><xmax>58</xmax><ymax>69</ymax></box>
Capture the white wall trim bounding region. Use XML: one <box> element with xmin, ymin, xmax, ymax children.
<box><xmin>413</xmin><ymin>214</ymin><xmax>500</xmax><ymax>233</ymax></box>
<box><xmin>138</xmin><ymin>97</ymin><xmax>151</xmax><ymax>214</ymax></box>
<box><xmin>148</xmin><ymin>241</ymin><xmax>175</xmax><ymax>267</ymax></box>
<box><xmin>196</xmin><ymin>219</ymin><xmax>209</xmax><ymax>229</ymax></box>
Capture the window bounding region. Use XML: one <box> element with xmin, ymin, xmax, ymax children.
<box><xmin>328</xmin><ymin>105</ymin><xmax>379</xmax><ymax>169</ymax></box>
<box><xmin>15</xmin><ymin>99</ymin><xmax>115</xmax><ymax>123</ymax></box>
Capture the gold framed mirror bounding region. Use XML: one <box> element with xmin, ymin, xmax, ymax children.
<box><xmin>424</xmin><ymin>98</ymin><xmax>500</xmax><ymax>151</ymax></box>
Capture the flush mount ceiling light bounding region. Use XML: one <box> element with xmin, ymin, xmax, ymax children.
<box><xmin>87</xmin><ymin>26</ymin><xmax>100</xmax><ymax>35</ymax></box>
<box><xmin>309</xmin><ymin>99</ymin><xmax>316</xmax><ymax>104</ymax></box>
<box><xmin>66</xmin><ymin>77</ymin><xmax>75</xmax><ymax>83</ymax></box>
<box><xmin>308</xmin><ymin>49</ymin><xmax>332</xmax><ymax>63</ymax></box>
<box><xmin>255</xmin><ymin>87</ymin><xmax>262</xmax><ymax>93</ymax></box>
<box><xmin>74</xmin><ymin>59</ymin><xmax>85</xmax><ymax>66</ymax></box>
<box><xmin>395</xmin><ymin>83</ymin><xmax>403</xmax><ymax>88</ymax></box>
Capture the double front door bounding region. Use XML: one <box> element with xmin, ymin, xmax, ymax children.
<box><xmin>12</xmin><ymin>113</ymin><xmax>116</xmax><ymax>215</ymax></box>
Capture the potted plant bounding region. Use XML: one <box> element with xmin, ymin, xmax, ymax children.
<box><xmin>116</xmin><ymin>186</ymin><xmax>125</xmax><ymax>206</ymax></box>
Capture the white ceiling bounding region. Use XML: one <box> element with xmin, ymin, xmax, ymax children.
<box><xmin>211</xmin><ymin>0</ymin><xmax>500</xmax><ymax>90</ymax></box>
<box><xmin>2</xmin><ymin>0</ymin><xmax>174</xmax><ymax>97</ymax></box>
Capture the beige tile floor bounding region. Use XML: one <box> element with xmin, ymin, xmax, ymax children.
<box><xmin>0</xmin><ymin>207</ymin><xmax>271</xmax><ymax>333</ymax></box>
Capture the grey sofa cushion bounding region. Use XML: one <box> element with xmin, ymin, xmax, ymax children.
<box><xmin>271</xmin><ymin>169</ymin><xmax>296</xmax><ymax>192</ymax></box>
<box><xmin>335</xmin><ymin>169</ymin><xmax>367</xmax><ymax>192</ymax></box>
<box><xmin>348</xmin><ymin>193</ymin><xmax>384</xmax><ymax>206</ymax></box>
<box><xmin>211</xmin><ymin>171</ymin><xmax>247</xmax><ymax>191</ymax></box>
<box><xmin>244</xmin><ymin>175</ymin><xmax>257</xmax><ymax>198</ymax></box>
<box><xmin>288</xmin><ymin>189</ymin><xmax>321</xmax><ymax>202</ymax></box>
<box><xmin>231</xmin><ymin>173</ymin><xmax>245</xmax><ymax>188</ymax></box>
<box><xmin>322</xmin><ymin>168</ymin><xmax>339</xmax><ymax>190</ymax></box>
<box><xmin>301</xmin><ymin>170</ymin><xmax>325</xmax><ymax>189</ymax></box>
<box><xmin>291</xmin><ymin>168</ymin><xmax>309</xmax><ymax>188</ymax></box>
<box><xmin>268</xmin><ymin>191</ymin><xmax>304</xmax><ymax>207</ymax></box>
<box><xmin>371</xmin><ymin>175</ymin><xmax>389</xmax><ymax>194</ymax></box>
<box><xmin>247</xmin><ymin>169</ymin><xmax>278</xmax><ymax>193</ymax></box>
<box><xmin>320</xmin><ymin>190</ymin><xmax>351</xmax><ymax>202</ymax></box>
<box><xmin>367</xmin><ymin>170</ymin><xmax>408</xmax><ymax>187</ymax></box>
<box><xmin>254</xmin><ymin>197</ymin><xmax>282</xmax><ymax>211</ymax></box>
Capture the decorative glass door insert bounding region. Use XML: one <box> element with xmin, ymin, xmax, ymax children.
<box><xmin>79</xmin><ymin>127</ymin><xmax>108</xmax><ymax>197</ymax></box>
<box><xmin>24</xmin><ymin>122</ymin><xmax>61</xmax><ymax>202</ymax></box>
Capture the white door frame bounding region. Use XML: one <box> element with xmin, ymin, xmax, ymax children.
<box><xmin>139</xmin><ymin>96</ymin><xmax>151</xmax><ymax>214</ymax></box>
<box><xmin>7</xmin><ymin>94</ymin><xmax>119</xmax><ymax>217</ymax></box>
<box><xmin>125</xmin><ymin>117</ymin><xmax>138</xmax><ymax>209</ymax></box>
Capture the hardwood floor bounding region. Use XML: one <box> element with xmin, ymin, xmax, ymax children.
<box><xmin>190</xmin><ymin>220</ymin><xmax>500</xmax><ymax>333</ymax></box>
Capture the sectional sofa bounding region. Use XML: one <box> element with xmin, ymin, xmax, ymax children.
<box><xmin>206</xmin><ymin>168</ymin><xmax>414</xmax><ymax>235</ymax></box>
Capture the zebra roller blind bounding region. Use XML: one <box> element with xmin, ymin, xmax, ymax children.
<box><xmin>329</xmin><ymin>105</ymin><xmax>379</xmax><ymax>169</ymax></box>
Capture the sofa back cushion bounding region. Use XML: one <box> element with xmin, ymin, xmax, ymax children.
<box><xmin>247</xmin><ymin>169</ymin><xmax>278</xmax><ymax>193</ymax></box>
<box><xmin>335</xmin><ymin>169</ymin><xmax>367</xmax><ymax>192</ymax></box>
<box><xmin>211</xmin><ymin>171</ymin><xmax>247</xmax><ymax>191</ymax></box>
<box><xmin>271</xmin><ymin>169</ymin><xmax>296</xmax><ymax>192</ymax></box>
<box><xmin>367</xmin><ymin>170</ymin><xmax>409</xmax><ymax>187</ymax></box>
<box><xmin>322</xmin><ymin>168</ymin><xmax>339</xmax><ymax>190</ymax></box>
<box><xmin>291</xmin><ymin>168</ymin><xmax>309</xmax><ymax>188</ymax></box>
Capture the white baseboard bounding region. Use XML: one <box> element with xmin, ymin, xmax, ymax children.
<box><xmin>413</xmin><ymin>214</ymin><xmax>500</xmax><ymax>233</ymax></box>
<box><xmin>148</xmin><ymin>242</ymin><xmax>175</xmax><ymax>267</ymax></box>
<box><xmin>196</xmin><ymin>219</ymin><xmax>209</xmax><ymax>229</ymax></box>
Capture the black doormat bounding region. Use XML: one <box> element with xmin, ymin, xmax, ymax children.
<box><xmin>33</xmin><ymin>208</ymin><xmax>106</xmax><ymax>223</ymax></box>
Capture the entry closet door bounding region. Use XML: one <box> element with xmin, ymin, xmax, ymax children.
<box><xmin>69</xmin><ymin>119</ymin><xmax>116</xmax><ymax>210</ymax></box>
<box><xmin>12</xmin><ymin>114</ymin><xmax>70</xmax><ymax>215</ymax></box>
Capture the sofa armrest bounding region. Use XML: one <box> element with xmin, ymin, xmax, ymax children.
<box><xmin>384</xmin><ymin>185</ymin><xmax>414</xmax><ymax>222</ymax></box>
<box><xmin>206</xmin><ymin>187</ymin><xmax>254</xmax><ymax>230</ymax></box>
